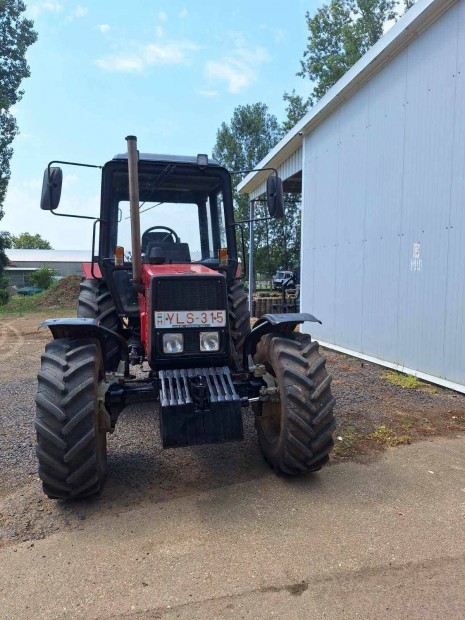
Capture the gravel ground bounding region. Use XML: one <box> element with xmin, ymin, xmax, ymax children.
<box><xmin>1</xmin><ymin>312</ymin><xmax>465</xmax><ymax>549</ymax></box>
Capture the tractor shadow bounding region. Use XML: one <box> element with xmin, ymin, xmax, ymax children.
<box><xmin>52</xmin><ymin>405</ymin><xmax>332</xmax><ymax>529</ymax></box>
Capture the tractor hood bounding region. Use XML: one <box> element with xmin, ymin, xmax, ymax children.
<box><xmin>142</xmin><ymin>263</ymin><xmax>218</xmax><ymax>285</ymax></box>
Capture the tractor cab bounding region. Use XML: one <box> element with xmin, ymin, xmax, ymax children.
<box><xmin>97</xmin><ymin>153</ymin><xmax>238</xmax><ymax>320</ymax></box>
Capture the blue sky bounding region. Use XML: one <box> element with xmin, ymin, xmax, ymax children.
<box><xmin>3</xmin><ymin>0</ymin><xmax>321</xmax><ymax>249</ymax></box>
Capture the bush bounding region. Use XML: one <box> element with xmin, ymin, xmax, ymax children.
<box><xmin>0</xmin><ymin>274</ymin><xmax>10</xmax><ymax>305</ymax></box>
<box><xmin>29</xmin><ymin>265</ymin><xmax>57</xmax><ymax>290</ymax></box>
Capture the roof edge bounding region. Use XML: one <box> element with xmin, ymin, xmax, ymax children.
<box><xmin>237</xmin><ymin>0</ymin><xmax>455</xmax><ymax>194</ymax></box>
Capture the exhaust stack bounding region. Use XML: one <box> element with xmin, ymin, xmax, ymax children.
<box><xmin>125</xmin><ymin>135</ymin><xmax>142</xmax><ymax>289</ymax></box>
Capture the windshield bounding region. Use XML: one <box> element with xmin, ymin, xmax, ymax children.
<box><xmin>109</xmin><ymin>164</ymin><xmax>228</xmax><ymax>263</ymax></box>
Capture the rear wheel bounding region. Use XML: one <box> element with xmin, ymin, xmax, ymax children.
<box><xmin>254</xmin><ymin>332</ymin><xmax>336</xmax><ymax>474</ymax></box>
<box><xmin>35</xmin><ymin>338</ymin><xmax>107</xmax><ymax>499</ymax></box>
<box><xmin>228</xmin><ymin>279</ymin><xmax>250</xmax><ymax>371</ymax></box>
<box><xmin>77</xmin><ymin>279</ymin><xmax>121</xmax><ymax>370</ymax></box>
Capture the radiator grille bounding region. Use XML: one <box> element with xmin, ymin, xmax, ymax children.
<box><xmin>153</xmin><ymin>277</ymin><xmax>226</xmax><ymax>311</ymax></box>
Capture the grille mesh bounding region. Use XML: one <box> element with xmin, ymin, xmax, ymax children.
<box><xmin>153</xmin><ymin>277</ymin><xmax>226</xmax><ymax>311</ymax></box>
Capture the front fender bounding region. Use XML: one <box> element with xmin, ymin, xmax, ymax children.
<box><xmin>40</xmin><ymin>318</ymin><xmax>129</xmax><ymax>375</ymax></box>
<box><xmin>243</xmin><ymin>312</ymin><xmax>321</xmax><ymax>369</ymax></box>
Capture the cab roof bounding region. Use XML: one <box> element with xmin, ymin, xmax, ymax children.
<box><xmin>112</xmin><ymin>153</ymin><xmax>221</xmax><ymax>166</ymax></box>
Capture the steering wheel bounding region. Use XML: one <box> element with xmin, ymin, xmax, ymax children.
<box><xmin>142</xmin><ymin>226</ymin><xmax>180</xmax><ymax>249</ymax></box>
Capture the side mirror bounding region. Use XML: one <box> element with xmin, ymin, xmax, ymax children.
<box><xmin>40</xmin><ymin>166</ymin><xmax>62</xmax><ymax>210</ymax></box>
<box><xmin>266</xmin><ymin>175</ymin><xmax>284</xmax><ymax>219</ymax></box>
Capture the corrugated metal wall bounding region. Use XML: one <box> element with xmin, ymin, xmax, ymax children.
<box><xmin>302</xmin><ymin>0</ymin><xmax>465</xmax><ymax>388</ymax></box>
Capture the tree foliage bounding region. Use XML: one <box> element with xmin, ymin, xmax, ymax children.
<box><xmin>213</xmin><ymin>103</ymin><xmax>301</xmax><ymax>285</ymax></box>
<box><xmin>29</xmin><ymin>265</ymin><xmax>57</xmax><ymax>289</ymax></box>
<box><xmin>0</xmin><ymin>0</ymin><xmax>37</xmax><ymax>211</ymax></box>
<box><xmin>11</xmin><ymin>232</ymin><xmax>52</xmax><ymax>249</ymax></box>
<box><xmin>282</xmin><ymin>0</ymin><xmax>415</xmax><ymax>131</ymax></box>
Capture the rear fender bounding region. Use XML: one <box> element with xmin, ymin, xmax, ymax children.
<box><xmin>243</xmin><ymin>312</ymin><xmax>321</xmax><ymax>369</ymax></box>
<box><xmin>40</xmin><ymin>318</ymin><xmax>129</xmax><ymax>375</ymax></box>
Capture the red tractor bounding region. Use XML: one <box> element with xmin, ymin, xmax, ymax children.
<box><xmin>36</xmin><ymin>136</ymin><xmax>336</xmax><ymax>499</ymax></box>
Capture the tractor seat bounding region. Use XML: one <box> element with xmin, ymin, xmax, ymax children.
<box><xmin>145</xmin><ymin>241</ymin><xmax>191</xmax><ymax>264</ymax></box>
<box><xmin>141</xmin><ymin>232</ymin><xmax>175</xmax><ymax>255</ymax></box>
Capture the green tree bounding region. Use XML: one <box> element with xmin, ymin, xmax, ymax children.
<box><xmin>213</xmin><ymin>103</ymin><xmax>301</xmax><ymax>286</ymax></box>
<box><xmin>0</xmin><ymin>0</ymin><xmax>37</xmax><ymax>211</ymax></box>
<box><xmin>282</xmin><ymin>0</ymin><xmax>415</xmax><ymax>132</ymax></box>
<box><xmin>282</xmin><ymin>89</ymin><xmax>310</xmax><ymax>134</ymax></box>
<box><xmin>29</xmin><ymin>265</ymin><xmax>56</xmax><ymax>289</ymax></box>
<box><xmin>11</xmin><ymin>232</ymin><xmax>52</xmax><ymax>249</ymax></box>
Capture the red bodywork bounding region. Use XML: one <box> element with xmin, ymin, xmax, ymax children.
<box><xmin>140</xmin><ymin>264</ymin><xmax>218</xmax><ymax>354</ymax></box>
<box><xmin>82</xmin><ymin>262</ymin><xmax>219</xmax><ymax>355</ymax></box>
<box><xmin>82</xmin><ymin>263</ymin><xmax>102</xmax><ymax>279</ymax></box>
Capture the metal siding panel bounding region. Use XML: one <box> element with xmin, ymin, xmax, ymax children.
<box><xmin>302</xmin><ymin>122</ymin><xmax>339</xmax><ymax>343</ymax></box>
<box><xmin>333</xmin><ymin>98</ymin><xmax>367</xmax><ymax>352</ymax></box>
<box><xmin>396</xmin><ymin>5</ymin><xmax>458</xmax><ymax>376</ymax></box>
<box><xmin>300</xmin><ymin>138</ymin><xmax>313</xmax><ymax>318</ymax></box>
<box><xmin>443</xmin><ymin>0</ymin><xmax>465</xmax><ymax>383</ymax></box>
<box><xmin>362</xmin><ymin>52</ymin><xmax>408</xmax><ymax>363</ymax></box>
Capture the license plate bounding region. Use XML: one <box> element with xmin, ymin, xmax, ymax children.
<box><xmin>155</xmin><ymin>310</ymin><xmax>226</xmax><ymax>329</ymax></box>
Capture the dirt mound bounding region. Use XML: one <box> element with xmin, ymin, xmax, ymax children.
<box><xmin>36</xmin><ymin>275</ymin><xmax>81</xmax><ymax>309</ymax></box>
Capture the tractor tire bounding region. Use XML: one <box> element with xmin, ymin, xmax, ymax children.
<box><xmin>228</xmin><ymin>279</ymin><xmax>251</xmax><ymax>371</ymax></box>
<box><xmin>254</xmin><ymin>332</ymin><xmax>336</xmax><ymax>475</ymax></box>
<box><xmin>77</xmin><ymin>278</ymin><xmax>121</xmax><ymax>371</ymax></box>
<box><xmin>35</xmin><ymin>338</ymin><xmax>107</xmax><ymax>499</ymax></box>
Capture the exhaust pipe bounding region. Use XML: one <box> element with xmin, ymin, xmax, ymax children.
<box><xmin>125</xmin><ymin>135</ymin><xmax>143</xmax><ymax>289</ymax></box>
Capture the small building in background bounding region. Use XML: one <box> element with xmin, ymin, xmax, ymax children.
<box><xmin>238</xmin><ymin>0</ymin><xmax>465</xmax><ymax>392</ymax></box>
<box><xmin>5</xmin><ymin>250</ymin><xmax>89</xmax><ymax>286</ymax></box>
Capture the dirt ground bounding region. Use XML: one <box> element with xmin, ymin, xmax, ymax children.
<box><xmin>1</xmin><ymin>310</ymin><xmax>465</xmax><ymax>550</ymax></box>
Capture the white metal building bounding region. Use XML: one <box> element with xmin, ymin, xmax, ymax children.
<box><xmin>6</xmin><ymin>250</ymin><xmax>89</xmax><ymax>286</ymax></box>
<box><xmin>238</xmin><ymin>0</ymin><xmax>465</xmax><ymax>392</ymax></box>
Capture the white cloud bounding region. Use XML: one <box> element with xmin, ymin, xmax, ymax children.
<box><xmin>205</xmin><ymin>38</ymin><xmax>269</xmax><ymax>93</ymax></box>
<box><xmin>155</xmin><ymin>25</ymin><xmax>164</xmax><ymax>38</ymax></box>
<box><xmin>66</xmin><ymin>5</ymin><xmax>88</xmax><ymax>22</ymax></box>
<box><xmin>97</xmin><ymin>24</ymin><xmax>111</xmax><ymax>33</ymax></box>
<box><xmin>73</xmin><ymin>5</ymin><xmax>88</xmax><ymax>18</ymax></box>
<box><xmin>259</xmin><ymin>24</ymin><xmax>285</xmax><ymax>43</ymax></box>
<box><xmin>179</xmin><ymin>7</ymin><xmax>188</xmax><ymax>18</ymax></box>
<box><xmin>28</xmin><ymin>1</ymin><xmax>63</xmax><ymax>19</ymax></box>
<box><xmin>158</xmin><ymin>11</ymin><xmax>168</xmax><ymax>22</ymax></box>
<box><xmin>43</xmin><ymin>1</ymin><xmax>62</xmax><ymax>11</ymax></box>
<box><xmin>196</xmin><ymin>89</ymin><xmax>219</xmax><ymax>98</ymax></box>
<box><xmin>95</xmin><ymin>39</ymin><xmax>199</xmax><ymax>73</ymax></box>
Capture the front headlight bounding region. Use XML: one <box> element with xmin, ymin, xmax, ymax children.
<box><xmin>162</xmin><ymin>333</ymin><xmax>184</xmax><ymax>353</ymax></box>
<box><xmin>200</xmin><ymin>331</ymin><xmax>220</xmax><ymax>352</ymax></box>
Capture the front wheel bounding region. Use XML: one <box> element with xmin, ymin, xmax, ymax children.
<box><xmin>254</xmin><ymin>332</ymin><xmax>336</xmax><ymax>475</ymax></box>
<box><xmin>35</xmin><ymin>338</ymin><xmax>107</xmax><ymax>499</ymax></box>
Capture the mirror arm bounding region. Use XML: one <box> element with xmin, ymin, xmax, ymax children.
<box><xmin>51</xmin><ymin>210</ymin><xmax>99</xmax><ymax>221</ymax></box>
<box><xmin>46</xmin><ymin>160</ymin><xmax>102</xmax><ymax>215</ymax></box>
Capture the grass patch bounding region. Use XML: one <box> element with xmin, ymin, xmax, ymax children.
<box><xmin>401</xmin><ymin>418</ymin><xmax>415</xmax><ymax>430</ymax></box>
<box><xmin>369</xmin><ymin>424</ymin><xmax>411</xmax><ymax>447</ymax></box>
<box><xmin>382</xmin><ymin>370</ymin><xmax>438</xmax><ymax>393</ymax></box>
<box><xmin>340</xmin><ymin>353</ymin><xmax>359</xmax><ymax>362</ymax></box>
<box><xmin>0</xmin><ymin>293</ymin><xmax>75</xmax><ymax>318</ymax></box>
<box><xmin>0</xmin><ymin>293</ymin><xmax>46</xmax><ymax>317</ymax></box>
<box><xmin>382</xmin><ymin>370</ymin><xmax>420</xmax><ymax>389</ymax></box>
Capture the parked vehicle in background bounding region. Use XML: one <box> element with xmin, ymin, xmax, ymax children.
<box><xmin>272</xmin><ymin>269</ymin><xmax>296</xmax><ymax>290</ymax></box>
